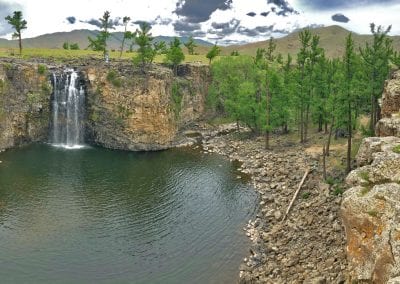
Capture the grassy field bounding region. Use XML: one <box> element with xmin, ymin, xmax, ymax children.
<box><xmin>0</xmin><ymin>47</ymin><xmax>214</xmax><ymax>64</ymax></box>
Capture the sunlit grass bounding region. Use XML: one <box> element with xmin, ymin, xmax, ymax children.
<box><xmin>0</xmin><ymin>47</ymin><xmax>217</xmax><ymax>64</ymax></box>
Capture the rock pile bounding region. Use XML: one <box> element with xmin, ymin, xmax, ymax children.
<box><xmin>200</xmin><ymin>131</ymin><xmax>348</xmax><ymax>283</ymax></box>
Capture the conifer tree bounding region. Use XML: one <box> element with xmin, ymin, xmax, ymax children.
<box><xmin>5</xmin><ymin>11</ymin><xmax>27</xmax><ymax>55</ymax></box>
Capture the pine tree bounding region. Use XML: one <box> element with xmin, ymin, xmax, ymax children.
<box><xmin>165</xmin><ymin>37</ymin><xmax>185</xmax><ymax>75</ymax></box>
<box><xmin>206</xmin><ymin>44</ymin><xmax>221</xmax><ymax>64</ymax></box>
<box><xmin>88</xmin><ymin>11</ymin><xmax>113</xmax><ymax>58</ymax></box>
<box><xmin>119</xmin><ymin>16</ymin><xmax>133</xmax><ymax>58</ymax></box>
<box><xmin>184</xmin><ymin>36</ymin><xmax>197</xmax><ymax>55</ymax></box>
<box><xmin>5</xmin><ymin>11</ymin><xmax>27</xmax><ymax>55</ymax></box>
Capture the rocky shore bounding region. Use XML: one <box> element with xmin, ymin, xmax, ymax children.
<box><xmin>188</xmin><ymin>123</ymin><xmax>348</xmax><ymax>283</ymax></box>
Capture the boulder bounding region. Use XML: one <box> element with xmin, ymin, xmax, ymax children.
<box><xmin>342</xmin><ymin>136</ymin><xmax>400</xmax><ymax>282</ymax></box>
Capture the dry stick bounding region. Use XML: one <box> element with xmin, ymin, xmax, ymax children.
<box><xmin>282</xmin><ymin>167</ymin><xmax>310</xmax><ymax>222</ymax></box>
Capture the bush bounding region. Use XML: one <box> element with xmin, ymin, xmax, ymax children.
<box><xmin>70</xmin><ymin>43</ymin><xmax>80</xmax><ymax>50</ymax></box>
<box><xmin>106</xmin><ymin>70</ymin><xmax>122</xmax><ymax>88</ymax></box>
<box><xmin>37</xmin><ymin>64</ymin><xmax>47</xmax><ymax>75</ymax></box>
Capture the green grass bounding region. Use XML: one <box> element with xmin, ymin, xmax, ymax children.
<box><xmin>0</xmin><ymin>47</ymin><xmax>215</xmax><ymax>64</ymax></box>
<box><xmin>393</xmin><ymin>145</ymin><xmax>400</xmax><ymax>154</ymax></box>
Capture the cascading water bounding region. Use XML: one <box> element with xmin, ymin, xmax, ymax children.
<box><xmin>51</xmin><ymin>69</ymin><xmax>85</xmax><ymax>149</ymax></box>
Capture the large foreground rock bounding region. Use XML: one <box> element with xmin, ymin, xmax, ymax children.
<box><xmin>341</xmin><ymin>136</ymin><xmax>400</xmax><ymax>283</ymax></box>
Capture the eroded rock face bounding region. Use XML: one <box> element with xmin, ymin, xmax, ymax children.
<box><xmin>0</xmin><ymin>60</ymin><xmax>51</xmax><ymax>151</ymax></box>
<box><xmin>377</xmin><ymin>71</ymin><xmax>400</xmax><ymax>137</ymax></box>
<box><xmin>83</xmin><ymin>63</ymin><xmax>209</xmax><ymax>151</ymax></box>
<box><xmin>381</xmin><ymin>71</ymin><xmax>400</xmax><ymax>118</ymax></box>
<box><xmin>342</xmin><ymin>136</ymin><xmax>400</xmax><ymax>283</ymax></box>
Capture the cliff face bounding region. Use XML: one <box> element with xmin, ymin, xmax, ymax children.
<box><xmin>0</xmin><ymin>61</ymin><xmax>51</xmax><ymax>151</ymax></box>
<box><xmin>376</xmin><ymin>70</ymin><xmax>400</xmax><ymax>137</ymax></box>
<box><xmin>83</xmin><ymin>63</ymin><xmax>209</xmax><ymax>151</ymax></box>
<box><xmin>342</xmin><ymin>70</ymin><xmax>400</xmax><ymax>283</ymax></box>
<box><xmin>0</xmin><ymin>59</ymin><xmax>210</xmax><ymax>152</ymax></box>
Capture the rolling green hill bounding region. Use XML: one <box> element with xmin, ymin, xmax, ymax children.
<box><xmin>1</xmin><ymin>25</ymin><xmax>399</xmax><ymax>58</ymax></box>
<box><xmin>222</xmin><ymin>25</ymin><xmax>400</xmax><ymax>58</ymax></box>
<box><xmin>0</xmin><ymin>29</ymin><xmax>213</xmax><ymax>50</ymax></box>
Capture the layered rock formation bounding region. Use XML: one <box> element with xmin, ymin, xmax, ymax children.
<box><xmin>0</xmin><ymin>60</ymin><xmax>51</xmax><ymax>151</ymax></box>
<box><xmin>342</xmin><ymin>136</ymin><xmax>400</xmax><ymax>282</ymax></box>
<box><xmin>376</xmin><ymin>70</ymin><xmax>400</xmax><ymax>137</ymax></box>
<box><xmin>83</xmin><ymin>62</ymin><xmax>209</xmax><ymax>151</ymax></box>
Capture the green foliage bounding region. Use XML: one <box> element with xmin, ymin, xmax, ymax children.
<box><xmin>165</xmin><ymin>37</ymin><xmax>185</xmax><ymax>75</ymax></box>
<box><xmin>171</xmin><ymin>82</ymin><xmax>183</xmax><ymax>117</ymax></box>
<box><xmin>26</xmin><ymin>92</ymin><xmax>42</xmax><ymax>105</ymax></box>
<box><xmin>70</xmin><ymin>43</ymin><xmax>79</xmax><ymax>50</ymax></box>
<box><xmin>37</xmin><ymin>64</ymin><xmax>47</xmax><ymax>75</ymax></box>
<box><xmin>106</xmin><ymin>69</ymin><xmax>122</xmax><ymax>87</ymax></box>
<box><xmin>230</xmin><ymin>50</ymin><xmax>240</xmax><ymax>56</ymax></box>
<box><xmin>358</xmin><ymin>171</ymin><xmax>371</xmax><ymax>183</ymax></box>
<box><xmin>301</xmin><ymin>192</ymin><xmax>311</xmax><ymax>199</ymax></box>
<box><xmin>87</xmin><ymin>11</ymin><xmax>113</xmax><ymax>57</ymax></box>
<box><xmin>133</xmin><ymin>22</ymin><xmax>165</xmax><ymax>72</ymax></box>
<box><xmin>184</xmin><ymin>36</ymin><xmax>197</xmax><ymax>55</ymax></box>
<box><xmin>367</xmin><ymin>210</ymin><xmax>378</xmax><ymax>217</ymax></box>
<box><xmin>393</xmin><ymin>145</ymin><xmax>400</xmax><ymax>154</ymax></box>
<box><xmin>63</xmin><ymin>42</ymin><xmax>69</xmax><ymax>50</ymax></box>
<box><xmin>5</xmin><ymin>11</ymin><xmax>27</xmax><ymax>54</ymax></box>
<box><xmin>332</xmin><ymin>185</ymin><xmax>344</xmax><ymax>196</ymax></box>
<box><xmin>206</xmin><ymin>44</ymin><xmax>221</xmax><ymax>64</ymax></box>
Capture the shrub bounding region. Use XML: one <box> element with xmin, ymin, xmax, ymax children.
<box><xmin>37</xmin><ymin>64</ymin><xmax>47</xmax><ymax>75</ymax></box>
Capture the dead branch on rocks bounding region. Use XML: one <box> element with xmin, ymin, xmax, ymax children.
<box><xmin>282</xmin><ymin>167</ymin><xmax>310</xmax><ymax>222</ymax></box>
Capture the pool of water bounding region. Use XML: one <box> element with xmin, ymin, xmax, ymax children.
<box><xmin>0</xmin><ymin>144</ymin><xmax>256</xmax><ymax>283</ymax></box>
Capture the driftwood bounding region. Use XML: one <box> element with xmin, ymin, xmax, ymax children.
<box><xmin>282</xmin><ymin>167</ymin><xmax>310</xmax><ymax>222</ymax></box>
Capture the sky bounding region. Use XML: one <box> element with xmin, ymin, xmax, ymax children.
<box><xmin>0</xmin><ymin>0</ymin><xmax>400</xmax><ymax>44</ymax></box>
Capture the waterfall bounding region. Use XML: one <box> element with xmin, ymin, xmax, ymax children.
<box><xmin>51</xmin><ymin>69</ymin><xmax>85</xmax><ymax>149</ymax></box>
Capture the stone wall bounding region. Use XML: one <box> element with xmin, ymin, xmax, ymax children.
<box><xmin>0</xmin><ymin>60</ymin><xmax>51</xmax><ymax>151</ymax></box>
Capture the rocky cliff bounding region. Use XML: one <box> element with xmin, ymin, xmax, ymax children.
<box><xmin>342</xmin><ymin>69</ymin><xmax>400</xmax><ymax>283</ymax></box>
<box><xmin>376</xmin><ymin>70</ymin><xmax>400</xmax><ymax>137</ymax></box>
<box><xmin>0</xmin><ymin>58</ymin><xmax>210</xmax><ymax>151</ymax></box>
<box><xmin>83</xmin><ymin>62</ymin><xmax>209</xmax><ymax>151</ymax></box>
<box><xmin>0</xmin><ymin>60</ymin><xmax>51</xmax><ymax>151</ymax></box>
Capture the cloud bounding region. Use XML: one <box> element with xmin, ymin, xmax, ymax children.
<box><xmin>154</xmin><ymin>16</ymin><xmax>172</xmax><ymax>25</ymax></box>
<box><xmin>0</xmin><ymin>1</ymin><xmax>24</xmax><ymax>36</ymax></box>
<box><xmin>237</xmin><ymin>25</ymin><xmax>275</xmax><ymax>36</ymax></box>
<box><xmin>267</xmin><ymin>0</ymin><xmax>297</xmax><ymax>15</ymax></box>
<box><xmin>296</xmin><ymin>0</ymin><xmax>397</xmax><ymax>10</ymax></box>
<box><xmin>260</xmin><ymin>12</ymin><xmax>270</xmax><ymax>17</ymax></box>
<box><xmin>331</xmin><ymin>13</ymin><xmax>350</xmax><ymax>23</ymax></box>
<box><xmin>66</xmin><ymin>16</ymin><xmax>76</xmax><ymax>24</ymax></box>
<box><xmin>173</xmin><ymin>21</ymin><xmax>201</xmax><ymax>32</ymax></box>
<box><xmin>209</xmin><ymin>18</ymin><xmax>240</xmax><ymax>37</ymax></box>
<box><xmin>81</xmin><ymin>17</ymin><xmax>121</xmax><ymax>29</ymax></box>
<box><xmin>246</xmin><ymin>12</ymin><xmax>256</xmax><ymax>17</ymax></box>
<box><xmin>174</xmin><ymin>0</ymin><xmax>233</xmax><ymax>23</ymax></box>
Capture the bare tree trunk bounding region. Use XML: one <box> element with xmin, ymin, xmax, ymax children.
<box><xmin>370</xmin><ymin>93</ymin><xmax>375</xmax><ymax>133</ymax></box>
<box><xmin>304</xmin><ymin>103</ymin><xmax>310</xmax><ymax>142</ymax></box>
<box><xmin>265</xmin><ymin>83</ymin><xmax>271</xmax><ymax>150</ymax></box>
<box><xmin>347</xmin><ymin>101</ymin><xmax>352</xmax><ymax>174</ymax></box>
<box><xmin>323</xmin><ymin>144</ymin><xmax>327</xmax><ymax>180</ymax></box>
<box><xmin>18</xmin><ymin>34</ymin><xmax>22</xmax><ymax>55</ymax></box>
<box><xmin>326</xmin><ymin>116</ymin><xmax>335</xmax><ymax>157</ymax></box>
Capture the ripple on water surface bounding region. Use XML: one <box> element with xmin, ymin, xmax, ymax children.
<box><xmin>0</xmin><ymin>144</ymin><xmax>256</xmax><ymax>283</ymax></box>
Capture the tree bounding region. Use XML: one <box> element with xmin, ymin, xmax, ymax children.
<box><xmin>165</xmin><ymin>37</ymin><xmax>185</xmax><ymax>75</ymax></box>
<box><xmin>5</xmin><ymin>11</ymin><xmax>27</xmax><ymax>55</ymax></box>
<box><xmin>119</xmin><ymin>16</ymin><xmax>132</xmax><ymax>58</ymax></box>
<box><xmin>206</xmin><ymin>43</ymin><xmax>221</xmax><ymax>64</ymax></box>
<box><xmin>88</xmin><ymin>11</ymin><xmax>113</xmax><ymax>58</ymax></box>
<box><xmin>360</xmin><ymin>23</ymin><xmax>393</xmax><ymax>132</ymax></box>
<box><xmin>184</xmin><ymin>36</ymin><xmax>197</xmax><ymax>55</ymax></box>
<box><xmin>342</xmin><ymin>33</ymin><xmax>357</xmax><ymax>173</ymax></box>
<box><xmin>63</xmin><ymin>42</ymin><xmax>69</xmax><ymax>50</ymax></box>
<box><xmin>133</xmin><ymin>22</ymin><xmax>165</xmax><ymax>73</ymax></box>
<box><xmin>70</xmin><ymin>43</ymin><xmax>80</xmax><ymax>50</ymax></box>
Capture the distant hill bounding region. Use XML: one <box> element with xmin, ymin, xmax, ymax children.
<box><xmin>1</xmin><ymin>26</ymin><xmax>400</xmax><ymax>58</ymax></box>
<box><xmin>0</xmin><ymin>29</ymin><xmax>213</xmax><ymax>50</ymax></box>
<box><xmin>222</xmin><ymin>25</ymin><xmax>400</xmax><ymax>58</ymax></box>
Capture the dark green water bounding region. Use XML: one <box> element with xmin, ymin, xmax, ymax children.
<box><xmin>0</xmin><ymin>144</ymin><xmax>256</xmax><ymax>283</ymax></box>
